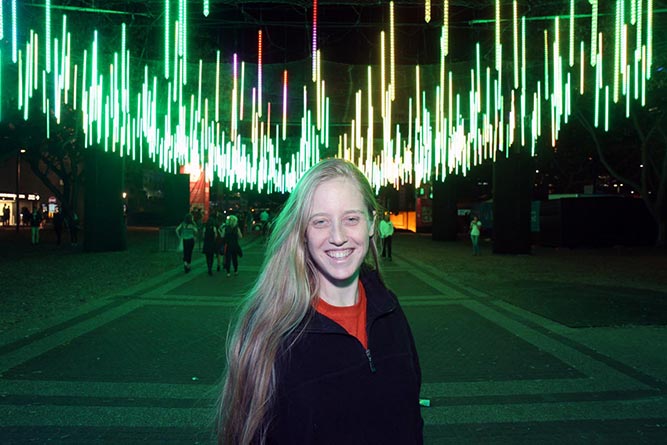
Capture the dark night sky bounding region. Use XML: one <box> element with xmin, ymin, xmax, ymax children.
<box><xmin>17</xmin><ymin>1</ymin><xmax>507</xmax><ymax>66</ymax></box>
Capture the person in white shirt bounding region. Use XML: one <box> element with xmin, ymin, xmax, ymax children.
<box><xmin>379</xmin><ymin>213</ymin><xmax>395</xmax><ymax>260</ymax></box>
<box><xmin>470</xmin><ymin>215</ymin><xmax>482</xmax><ymax>256</ymax></box>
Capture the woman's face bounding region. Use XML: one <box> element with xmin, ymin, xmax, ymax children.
<box><xmin>306</xmin><ymin>177</ymin><xmax>373</xmax><ymax>287</ymax></box>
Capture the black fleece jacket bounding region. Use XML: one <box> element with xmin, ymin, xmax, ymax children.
<box><xmin>267</xmin><ymin>270</ymin><xmax>423</xmax><ymax>444</ymax></box>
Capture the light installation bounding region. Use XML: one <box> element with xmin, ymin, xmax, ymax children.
<box><xmin>0</xmin><ymin>1</ymin><xmax>659</xmax><ymax>194</ymax></box>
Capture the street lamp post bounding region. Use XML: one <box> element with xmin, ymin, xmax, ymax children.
<box><xmin>16</xmin><ymin>148</ymin><xmax>26</xmax><ymax>233</ymax></box>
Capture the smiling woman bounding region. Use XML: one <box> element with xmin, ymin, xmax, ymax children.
<box><xmin>216</xmin><ymin>158</ymin><xmax>423</xmax><ymax>444</ymax></box>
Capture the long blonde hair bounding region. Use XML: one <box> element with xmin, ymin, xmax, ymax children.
<box><xmin>217</xmin><ymin>159</ymin><xmax>381</xmax><ymax>444</ymax></box>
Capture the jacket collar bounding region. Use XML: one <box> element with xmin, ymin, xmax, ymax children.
<box><xmin>304</xmin><ymin>268</ymin><xmax>397</xmax><ymax>334</ymax></box>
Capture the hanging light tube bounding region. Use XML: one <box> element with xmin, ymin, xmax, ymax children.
<box><xmin>46</xmin><ymin>0</ymin><xmax>51</xmax><ymax>73</ymax></box>
<box><xmin>513</xmin><ymin>0</ymin><xmax>518</xmax><ymax>89</ymax></box>
<box><xmin>646</xmin><ymin>0</ymin><xmax>653</xmax><ymax>79</ymax></box>
<box><xmin>11</xmin><ymin>0</ymin><xmax>17</xmax><ymax>62</ymax></box>
<box><xmin>164</xmin><ymin>0</ymin><xmax>170</xmax><ymax>78</ymax></box>
<box><xmin>590</xmin><ymin>0</ymin><xmax>598</xmax><ymax>66</ymax></box>
<box><xmin>258</xmin><ymin>30</ymin><xmax>262</xmax><ymax>118</ymax></box>
<box><xmin>390</xmin><ymin>1</ymin><xmax>395</xmax><ymax>101</ymax></box>
<box><xmin>569</xmin><ymin>0</ymin><xmax>575</xmax><ymax>67</ymax></box>
<box><xmin>495</xmin><ymin>0</ymin><xmax>501</xmax><ymax>72</ymax></box>
<box><xmin>312</xmin><ymin>0</ymin><xmax>317</xmax><ymax>81</ymax></box>
<box><xmin>282</xmin><ymin>69</ymin><xmax>288</xmax><ymax>141</ymax></box>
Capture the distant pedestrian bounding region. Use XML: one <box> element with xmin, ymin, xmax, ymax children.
<box><xmin>21</xmin><ymin>207</ymin><xmax>31</xmax><ymax>226</ymax></box>
<box><xmin>215</xmin><ymin>212</ymin><xmax>226</xmax><ymax>272</ymax></box>
<box><xmin>259</xmin><ymin>209</ymin><xmax>270</xmax><ymax>240</ymax></box>
<box><xmin>470</xmin><ymin>214</ymin><xmax>482</xmax><ymax>256</ymax></box>
<box><xmin>221</xmin><ymin>214</ymin><xmax>243</xmax><ymax>277</ymax></box>
<box><xmin>30</xmin><ymin>207</ymin><xmax>43</xmax><ymax>244</ymax></box>
<box><xmin>53</xmin><ymin>209</ymin><xmax>64</xmax><ymax>245</ymax></box>
<box><xmin>192</xmin><ymin>207</ymin><xmax>204</xmax><ymax>249</ymax></box>
<box><xmin>176</xmin><ymin>213</ymin><xmax>198</xmax><ymax>273</ymax></box>
<box><xmin>379</xmin><ymin>213</ymin><xmax>394</xmax><ymax>260</ymax></box>
<box><xmin>68</xmin><ymin>212</ymin><xmax>80</xmax><ymax>246</ymax></box>
<box><xmin>202</xmin><ymin>218</ymin><xmax>219</xmax><ymax>276</ymax></box>
<box><xmin>2</xmin><ymin>204</ymin><xmax>9</xmax><ymax>226</ymax></box>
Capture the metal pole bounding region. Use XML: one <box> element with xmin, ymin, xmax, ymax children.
<box><xmin>15</xmin><ymin>150</ymin><xmax>20</xmax><ymax>233</ymax></box>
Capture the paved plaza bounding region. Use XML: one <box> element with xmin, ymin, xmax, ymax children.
<box><xmin>1</xmin><ymin>234</ymin><xmax>667</xmax><ymax>444</ymax></box>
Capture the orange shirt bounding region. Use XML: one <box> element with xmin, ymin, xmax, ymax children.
<box><xmin>316</xmin><ymin>281</ymin><xmax>368</xmax><ymax>349</ymax></box>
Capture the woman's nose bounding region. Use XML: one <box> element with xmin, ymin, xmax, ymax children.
<box><xmin>329</xmin><ymin>221</ymin><xmax>347</xmax><ymax>245</ymax></box>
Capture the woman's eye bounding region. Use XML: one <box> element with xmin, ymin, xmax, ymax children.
<box><xmin>344</xmin><ymin>216</ymin><xmax>361</xmax><ymax>225</ymax></box>
<box><xmin>312</xmin><ymin>219</ymin><xmax>329</xmax><ymax>227</ymax></box>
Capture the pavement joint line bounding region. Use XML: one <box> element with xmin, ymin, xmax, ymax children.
<box><xmin>420</xmin><ymin>376</ymin><xmax>647</xmax><ymax>398</ymax></box>
<box><xmin>0</xmin><ymin>380</ymin><xmax>216</xmax><ymax>400</ymax></box>
<box><xmin>396</xmin><ymin>254</ymin><xmax>490</xmax><ymax>299</ymax></box>
<box><xmin>0</xmin><ymin>300</ymin><xmax>145</xmax><ymax>373</ymax></box>
<box><xmin>130</xmin><ymin>299</ymin><xmax>243</xmax><ymax>307</ymax></box>
<box><xmin>460</xmin><ymin>299</ymin><xmax>655</xmax><ymax>391</ymax></box>
<box><xmin>482</xmin><ymin>298</ymin><xmax>667</xmax><ymax>393</ymax></box>
<box><xmin>419</xmin><ymin>398</ymin><xmax>667</xmax><ymax>425</ymax></box>
<box><xmin>0</xmin><ymin>405</ymin><xmax>214</xmax><ymax>428</ymax></box>
<box><xmin>140</xmin><ymin>267</ymin><xmax>260</xmax><ymax>298</ymax></box>
<box><xmin>0</xmin><ymin>394</ymin><xmax>216</xmax><ymax>409</ymax></box>
<box><xmin>398</xmin><ymin>296</ymin><xmax>467</xmax><ymax>303</ymax></box>
<box><xmin>2</xmin><ymin>398</ymin><xmax>667</xmax><ymax>429</ymax></box>
<box><xmin>135</xmin><ymin>295</ymin><xmax>245</xmax><ymax>303</ymax></box>
<box><xmin>491</xmin><ymin>299</ymin><xmax>578</xmax><ymax>335</ymax></box>
<box><xmin>424</xmin><ymin>388</ymin><xmax>663</xmax><ymax>406</ymax></box>
<box><xmin>0</xmin><ymin>298</ymin><xmax>132</xmax><ymax>355</ymax></box>
<box><xmin>2</xmin><ymin>388</ymin><xmax>660</xmax><ymax>410</ymax></box>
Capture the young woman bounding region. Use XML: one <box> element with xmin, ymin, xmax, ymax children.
<box><xmin>221</xmin><ymin>215</ymin><xmax>243</xmax><ymax>277</ymax></box>
<box><xmin>217</xmin><ymin>159</ymin><xmax>423</xmax><ymax>444</ymax></box>
<box><xmin>202</xmin><ymin>218</ymin><xmax>220</xmax><ymax>276</ymax></box>
<box><xmin>470</xmin><ymin>214</ymin><xmax>482</xmax><ymax>256</ymax></box>
<box><xmin>175</xmin><ymin>213</ymin><xmax>198</xmax><ymax>273</ymax></box>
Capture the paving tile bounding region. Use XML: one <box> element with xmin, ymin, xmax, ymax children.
<box><xmin>494</xmin><ymin>282</ymin><xmax>667</xmax><ymax>327</ymax></box>
<box><xmin>3</xmin><ymin>305</ymin><xmax>231</xmax><ymax>385</ymax></box>
<box><xmin>405</xmin><ymin>304</ymin><xmax>583</xmax><ymax>383</ymax></box>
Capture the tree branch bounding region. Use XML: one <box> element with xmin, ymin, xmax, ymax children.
<box><xmin>576</xmin><ymin>109</ymin><xmax>640</xmax><ymax>192</ymax></box>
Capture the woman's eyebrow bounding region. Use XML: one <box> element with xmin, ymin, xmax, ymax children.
<box><xmin>309</xmin><ymin>209</ymin><xmax>364</xmax><ymax>218</ymax></box>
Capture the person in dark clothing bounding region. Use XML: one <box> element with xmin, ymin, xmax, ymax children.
<box><xmin>30</xmin><ymin>207</ymin><xmax>43</xmax><ymax>244</ymax></box>
<box><xmin>67</xmin><ymin>212</ymin><xmax>80</xmax><ymax>246</ymax></box>
<box><xmin>53</xmin><ymin>209</ymin><xmax>64</xmax><ymax>245</ymax></box>
<box><xmin>202</xmin><ymin>218</ymin><xmax>219</xmax><ymax>276</ymax></box>
<box><xmin>221</xmin><ymin>214</ymin><xmax>243</xmax><ymax>277</ymax></box>
<box><xmin>175</xmin><ymin>213</ymin><xmax>198</xmax><ymax>273</ymax></box>
<box><xmin>216</xmin><ymin>159</ymin><xmax>423</xmax><ymax>445</ymax></box>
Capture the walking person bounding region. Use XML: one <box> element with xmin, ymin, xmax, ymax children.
<box><xmin>30</xmin><ymin>207</ymin><xmax>43</xmax><ymax>244</ymax></box>
<box><xmin>216</xmin><ymin>158</ymin><xmax>423</xmax><ymax>444</ymax></box>
<box><xmin>67</xmin><ymin>211</ymin><xmax>80</xmax><ymax>246</ymax></box>
<box><xmin>215</xmin><ymin>211</ymin><xmax>225</xmax><ymax>272</ymax></box>
<box><xmin>221</xmin><ymin>215</ymin><xmax>243</xmax><ymax>277</ymax></box>
<box><xmin>202</xmin><ymin>218</ymin><xmax>219</xmax><ymax>276</ymax></box>
<box><xmin>470</xmin><ymin>214</ymin><xmax>482</xmax><ymax>256</ymax></box>
<box><xmin>259</xmin><ymin>208</ymin><xmax>270</xmax><ymax>241</ymax></box>
<box><xmin>53</xmin><ymin>208</ymin><xmax>64</xmax><ymax>245</ymax></box>
<box><xmin>176</xmin><ymin>213</ymin><xmax>198</xmax><ymax>273</ymax></box>
<box><xmin>379</xmin><ymin>213</ymin><xmax>394</xmax><ymax>260</ymax></box>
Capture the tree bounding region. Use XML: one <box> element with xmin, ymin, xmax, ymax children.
<box><xmin>574</xmin><ymin>66</ymin><xmax>667</xmax><ymax>247</ymax></box>
<box><xmin>0</xmin><ymin>102</ymin><xmax>86</xmax><ymax>226</ymax></box>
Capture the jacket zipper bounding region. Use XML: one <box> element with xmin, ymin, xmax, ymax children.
<box><xmin>365</xmin><ymin>348</ymin><xmax>376</xmax><ymax>373</ymax></box>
